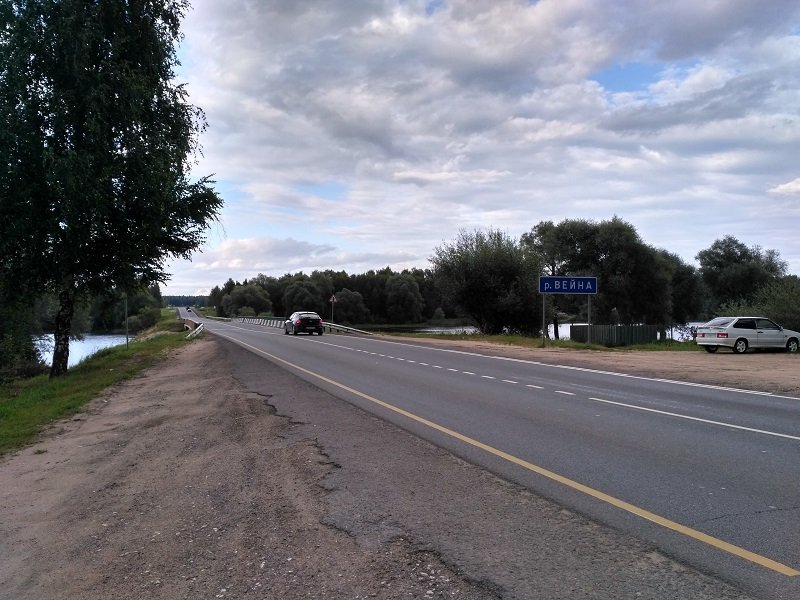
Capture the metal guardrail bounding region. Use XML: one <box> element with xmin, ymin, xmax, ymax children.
<box><xmin>186</xmin><ymin>323</ymin><xmax>204</xmax><ymax>339</ymax></box>
<box><xmin>236</xmin><ymin>317</ymin><xmax>372</xmax><ymax>335</ymax></box>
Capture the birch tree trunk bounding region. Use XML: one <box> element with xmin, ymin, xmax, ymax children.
<box><xmin>50</xmin><ymin>286</ymin><xmax>74</xmax><ymax>378</ymax></box>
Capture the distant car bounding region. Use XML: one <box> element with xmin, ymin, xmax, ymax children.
<box><xmin>186</xmin><ymin>307</ymin><xmax>192</xmax><ymax>312</ymax></box>
<box><xmin>284</xmin><ymin>311</ymin><xmax>324</xmax><ymax>336</ymax></box>
<box><xmin>696</xmin><ymin>316</ymin><xmax>800</xmax><ymax>354</ymax></box>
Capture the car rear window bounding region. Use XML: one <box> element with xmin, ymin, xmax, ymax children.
<box><xmin>705</xmin><ymin>318</ymin><xmax>733</xmax><ymax>327</ymax></box>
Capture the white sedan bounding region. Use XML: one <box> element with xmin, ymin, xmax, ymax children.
<box><xmin>696</xmin><ymin>316</ymin><xmax>800</xmax><ymax>354</ymax></box>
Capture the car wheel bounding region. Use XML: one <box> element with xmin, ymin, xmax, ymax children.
<box><xmin>318</xmin><ymin>330</ymin><xmax>323</xmax><ymax>336</ymax></box>
<box><xmin>292</xmin><ymin>327</ymin><xmax>298</xmax><ymax>335</ymax></box>
<box><xmin>733</xmin><ymin>338</ymin><xmax>748</xmax><ymax>354</ymax></box>
<box><xmin>703</xmin><ymin>345</ymin><xmax>718</xmax><ymax>353</ymax></box>
<box><xmin>284</xmin><ymin>326</ymin><xmax>289</xmax><ymax>335</ymax></box>
<box><xmin>787</xmin><ymin>338</ymin><xmax>799</xmax><ymax>353</ymax></box>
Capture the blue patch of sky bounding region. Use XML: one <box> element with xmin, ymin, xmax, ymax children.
<box><xmin>425</xmin><ymin>0</ymin><xmax>446</xmax><ymax>16</ymax></box>
<box><xmin>294</xmin><ymin>181</ymin><xmax>349</xmax><ymax>201</ymax></box>
<box><xmin>174</xmin><ymin>38</ymin><xmax>196</xmax><ymax>80</ymax></box>
<box><xmin>591</xmin><ymin>62</ymin><xmax>662</xmax><ymax>93</ymax></box>
<box><xmin>212</xmin><ymin>180</ymin><xmax>278</xmax><ymax>239</ymax></box>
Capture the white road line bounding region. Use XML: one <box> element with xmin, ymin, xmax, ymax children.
<box><xmin>342</xmin><ymin>336</ymin><xmax>800</xmax><ymax>401</ymax></box>
<box><xmin>236</xmin><ymin>329</ymin><xmax>799</xmax><ymax>441</ymax></box>
<box><xmin>587</xmin><ymin>397</ymin><xmax>800</xmax><ymax>441</ymax></box>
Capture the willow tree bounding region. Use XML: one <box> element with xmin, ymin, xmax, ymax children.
<box><xmin>431</xmin><ymin>228</ymin><xmax>542</xmax><ymax>335</ymax></box>
<box><xmin>0</xmin><ymin>0</ymin><xmax>222</xmax><ymax>376</ymax></box>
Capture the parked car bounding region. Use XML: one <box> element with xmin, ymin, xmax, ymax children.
<box><xmin>284</xmin><ymin>311</ymin><xmax>324</xmax><ymax>335</ymax></box>
<box><xmin>696</xmin><ymin>316</ymin><xmax>800</xmax><ymax>354</ymax></box>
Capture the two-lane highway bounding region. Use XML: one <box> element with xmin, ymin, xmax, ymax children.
<box><xmin>194</xmin><ymin>315</ymin><xmax>799</xmax><ymax>598</ymax></box>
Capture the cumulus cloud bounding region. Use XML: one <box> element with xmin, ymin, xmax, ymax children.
<box><xmin>164</xmin><ymin>0</ymin><xmax>800</xmax><ymax>294</ymax></box>
<box><xmin>769</xmin><ymin>178</ymin><xmax>800</xmax><ymax>195</ymax></box>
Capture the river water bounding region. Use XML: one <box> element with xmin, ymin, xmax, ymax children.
<box><xmin>37</xmin><ymin>334</ymin><xmax>130</xmax><ymax>368</ymax></box>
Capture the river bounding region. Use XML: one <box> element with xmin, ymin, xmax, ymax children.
<box><xmin>37</xmin><ymin>334</ymin><xmax>130</xmax><ymax>368</ymax></box>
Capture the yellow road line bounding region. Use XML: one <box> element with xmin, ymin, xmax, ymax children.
<box><xmin>221</xmin><ymin>333</ymin><xmax>800</xmax><ymax>577</ymax></box>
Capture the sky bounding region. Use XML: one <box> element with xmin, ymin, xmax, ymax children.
<box><xmin>163</xmin><ymin>0</ymin><xmax>800</xmax><ymax>296</ymax></box>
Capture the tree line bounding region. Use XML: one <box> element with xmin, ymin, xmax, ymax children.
<box><xmin>207</xmin><ymin>268</ymin><xmax>445</xmax><ymax>326</ymax></box>
<box><xmin>207</xmin><ymin>217</ymin><xmax>798</xmax><ymax>338</ymax></box>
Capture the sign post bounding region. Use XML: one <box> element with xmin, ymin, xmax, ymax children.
<box><xmin>538</xmin><ymin>276</ymin><xmax>598</xmax><ymax>345</ymax></box>
<box><xmin>329</xmin><ymin>294</ymin><xmax>337</xmax><ymax>322</ymax></box>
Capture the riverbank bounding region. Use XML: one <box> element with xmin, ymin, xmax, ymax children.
<box><xmin>36</xmin><ymin>333</ymin><xmax>131</xmax><ymax>369</ymax></box>
<box><xmin>0</xmin><ymin>336</ymin><xmax>759</xmax><ymax>599</ymax></box>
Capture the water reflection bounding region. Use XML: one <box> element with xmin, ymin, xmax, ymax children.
<box><xmin>37</xmin><ymin>334</ymin><xmax>129</xmax><ymax>368</ymax></box>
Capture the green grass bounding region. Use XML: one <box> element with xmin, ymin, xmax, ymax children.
<box><xmin>0</xmin><ymin>310</ymin><xmax>191</xmax><ymax>456</ymax></box>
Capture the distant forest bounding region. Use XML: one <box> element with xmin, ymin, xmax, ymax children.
<box><xmin>198</xmin><ymin>219</ymin><xmax>799</xmax><ymax>336</ymax></box>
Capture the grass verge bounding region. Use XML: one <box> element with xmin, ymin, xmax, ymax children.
<box><xmin>0</xmin><ymin>312</ymin><xmax>190</xmax><ymax>456</ymax></box>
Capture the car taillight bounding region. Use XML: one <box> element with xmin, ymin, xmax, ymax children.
<box><xmin>698</xmin><ymin>333</ymin><xmax>705</xmax><ymax>338</ymax></box>
<box><xmin>295</xmin><ymin>319</ymin><xmax>302</xmax><ymax>324</ymax></box>
<box><xmin>717</xmin><ymin>333</ymin><xmax>728</xmax><ymax>338</ymax></box>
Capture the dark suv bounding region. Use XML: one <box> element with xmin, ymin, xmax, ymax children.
<box><xmin>284</xmin><ymin>311</ymin><xmax>324</xmax><ymax>335</ymax></box>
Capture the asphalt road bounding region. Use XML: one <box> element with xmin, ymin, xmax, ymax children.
<box><xmin>188</xmin><ymin>313</ymin><xmax>800</xmax><ymax>599</ymax></box>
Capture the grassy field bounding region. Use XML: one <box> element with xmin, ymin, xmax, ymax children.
<box><xmin>0</xmin><ymin>310</ymin><xmax>191</xmax><ymax>456</ymax></box>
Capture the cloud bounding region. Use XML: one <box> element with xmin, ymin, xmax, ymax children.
<box><xmin>163</xmin><ymin>0</ymin><xmax>800</xmax><ymax>294</ymax></box>
<box><xmin>769</xmin><ymin>178</ymin><xmax>800</xmax><ymax>195</ymax></box>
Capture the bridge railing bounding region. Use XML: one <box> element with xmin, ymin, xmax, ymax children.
<box><xmin>236</xmin><ymin>317</ymin><xmax>372</xmax><ymax>335</ymax></box>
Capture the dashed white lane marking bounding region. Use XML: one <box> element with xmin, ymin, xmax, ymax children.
<box><xmin>588</xmin><ymin>397</ymin><xmax>800</xmax><ymax>441</ymax></box>
<box><xmin>262</xmin><ymin>329</ymin><xmax>800</xmax><ymax>443</ymax></box>
<box><xmin>208</xmin><ymin>329</ymin><xmax>800</xmax><ymax>578</ymax></box>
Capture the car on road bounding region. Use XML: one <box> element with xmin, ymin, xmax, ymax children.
<box><xmin>284</xmin><ymin>311</ymin><xmax>324</xmax><ymax>335</ymax></box>
<box><xmin>696</xmin><ymin>316</ymin><xmax>800</xmax><ymax>354</ymax></box>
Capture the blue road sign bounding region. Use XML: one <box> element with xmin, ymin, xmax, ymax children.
<box><xmin>539</xmin><ymin>276</ymin><xmax>598</xmax><ymax>294</ymax></box>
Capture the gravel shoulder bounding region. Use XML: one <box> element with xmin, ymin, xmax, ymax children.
<box><xmin>3</xmin><ymin>335</ymin><xmax>792</xmax><ymax>599</ymax></box>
